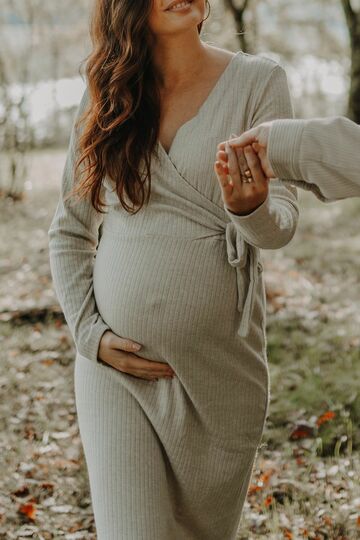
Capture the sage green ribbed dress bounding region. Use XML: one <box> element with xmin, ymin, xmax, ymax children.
<box><xmin>48</xmin><ymin>50</ymin><xmax>299</xmax><ymax>540</ymax></box>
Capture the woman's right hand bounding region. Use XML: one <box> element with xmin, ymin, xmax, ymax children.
<box><xmin>98</xmin><ymin>330</ymin><xmax>175</xmax><ymax>381</ymax></box>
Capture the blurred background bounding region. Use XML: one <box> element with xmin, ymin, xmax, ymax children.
<box><xmin>1</xmin><ymin>1</ymin><xmax>359</xmax><ymax>538</ymax></box>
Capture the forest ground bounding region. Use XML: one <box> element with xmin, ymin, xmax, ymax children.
<box><xmin>0</xmin><ymin>149</ymin><xmax>359</xmax><ymax>539</ymax></box>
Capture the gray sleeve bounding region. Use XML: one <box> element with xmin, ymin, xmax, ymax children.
<box><xmin>224</xmin><ymin>65</ymin><xmax>299</xmax><ymax>250</ymax></box>
<box><xmin>267</xmin><ymin>116</ymin><xmax>360</xmax><ymax>202</ymax></box>
<box><xmin>48</xmin><ymin>86</ymin><xmax>110</xmax><ymax>363</ymax></box>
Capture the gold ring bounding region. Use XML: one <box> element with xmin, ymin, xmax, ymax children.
<box><xmin>242</xmin><ymin>176</ymin><xmax>254</xmax><ymax>183</ymax></box>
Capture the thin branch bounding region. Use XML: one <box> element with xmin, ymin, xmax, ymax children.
<box><xmin>224</xmin><ymin>0</ymin><xmax>251</xmax><ymax>17</ymax></box>
<box><xmin>341</xmin><ymin>0</ymin><xmax>359</xmax><ymax>39</ymax></box>
<box><xmin>341</xmin><ymin>0</ymin><xmax>355</xmax><ymax>26</ymax></box>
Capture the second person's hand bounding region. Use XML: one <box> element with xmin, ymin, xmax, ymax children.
<box><xmin>98</xmin><ymin>330</ymin><xmax>176</xmax><ymax>381</ymax></box>
<box><xmin>221</xmin><ymin>122</ymin><xmax>276</xmax><ymax>179</ymax></box>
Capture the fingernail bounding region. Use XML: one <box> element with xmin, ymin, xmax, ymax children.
<box><xmin>131</xmin><ymin>343</ymin><xmax>141</xmax><ymax>350</ymax></box>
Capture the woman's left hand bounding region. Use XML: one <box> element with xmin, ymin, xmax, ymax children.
<box><xmin>214</xmin><ymin>134</ymin><xmax>270</xmax><ymax>216</ymax></box>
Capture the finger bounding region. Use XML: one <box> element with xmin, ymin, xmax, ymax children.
<box><xmin>134</xmin><ymin>369</ymin><xmax>170</xmax><ymax>380</ymax></box>
<box><xmin>243</xmin><ymin>145</ymin><xmax>267</xmax><ymax>185</ymax></box>
<box><xmin>217</xmin><ymin>157</ymin><xmax>229</xmax><ymax>174</ymax></box>
<box><xmin>129</xmin><ymin>367</ymin><xmax>169</xmax><ymax>380</ymax></box>
<box><xmin>257</xmin><ymin>147</ymin><xmax>269</xmax><ymax>171</ymax></box>
<box><xmin>126</xmin><ymin>369</ymin><xmax>159</xmax><ymax>381</ymax></box>
<box><xmin>216</xmin><ymin>131</ymin><xmax>240</xmax><ymax>154</ymax></box>
<box><xmin>228</xmin><ymin>127</ymin><xmax>260</xmax><ymax>148</ymax></box>
<box><xmin>225</xmin><ymin>141</ymin><xmax>242</xmax><ymax>185</ymax></box>
<box><xmin>215</xmin><ymin>151</ymin><xmax>228</xmax><ymax>171</ymax></box>
<box><xmin>232</xmin><ymin>145</ymin><xmax>251</xmax><ymax>182</ymax></box>
<box><xmin>99</xmin><ymin>358</ymin><xmax>158</xmax><ymax>380</ymax></box>
<box><xmin>109</xmin><ymin>334</ymin><xmax>142</xmax><ymax>352</ymax></box>
<box><xmin>216</xmin><ymin>149</ymin><xmax>228</xmax><ymax>162</ymax></box>
<box><xmin>137</xmin><ymin>368</ymin><xmax>173</xmax><ymax>380</ymax></box>
<box><xmin>257</xmin><ymin>146</ymin><xmax>268</xmax><ymax>164</ymax></box>
<box><xmin>214</xmin><ymin>160</ymin><xmax>234</xmax><ymax>190</ymax></box>
<box><xmin>136</xmin><ymin>357</ymin><xmax>175</xmax><ymax>374</ymax></box>
<box><xmin>123</xmin><ymin>356</ymin><xmax>175</xmax><ymax>377</ymax></box>
<box><xmin>257</xmin><ymin>147</ymin><xmax>276</xmax><ymax>178</ymax></box>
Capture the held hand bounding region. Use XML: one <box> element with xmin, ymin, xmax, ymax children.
<box><xmin>214</xmin><ymin>133</ymin><xmax>269</xmax><ymax>216</ymax></box>
<box><xmin>98</xmin><ymin>330</ymin><xmax>175</xmax><ymax>381</ymax></box>
<box><xmin>217</xmin><ymin>122</ymin><xmax>276</xmax><ymax>179</ymax></box>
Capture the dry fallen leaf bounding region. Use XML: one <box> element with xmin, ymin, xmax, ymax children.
<box><xmin>18</xmin><ymin>502</ymin><xmax>37</xmax><ymax>521</ymax></box>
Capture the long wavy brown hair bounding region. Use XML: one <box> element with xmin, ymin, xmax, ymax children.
<box><xmin>65</xmin><ymin>0</ymin><xmax>211</xmax><ymax>215</ymax></box>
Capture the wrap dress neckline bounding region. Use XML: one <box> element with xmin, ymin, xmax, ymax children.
<box><xmin>157</xmin><ymin>50</ymin><xmax>242</xmax><ymax>159</ymax></box>
<box><xmin>152</xmin><ymin>49</ymin><xmax>262</xmax><ymax>339</ymax></box>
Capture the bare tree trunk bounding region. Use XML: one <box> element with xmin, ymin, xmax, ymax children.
<box><xmin>0</xmin><ymin>0</ymin><xmax>35</xmax><ymax>199</ymax></box>
<box><xmin>341</xmin><ymin>0</ymin><xmax>360</xmax><ymax>123</ymax></box>
<box><xmin>223</xmin><ymin>0</ymin><xmax>253</xmax><ymax>53</ymax></box>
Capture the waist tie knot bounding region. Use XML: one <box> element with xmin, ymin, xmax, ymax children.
<box><xmin>225</xmin><ymin>221</ymin><xmax>263</xmax><ymax>338</ymax></box>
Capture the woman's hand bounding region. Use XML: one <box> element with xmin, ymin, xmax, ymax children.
<box><xmin>214</xmin><ymin>133</ymin><xmax>270</xmax><ymax>216</ymax></box>
<box><xmin>98</xmin><ymin>330</ymin><xmax>175</xmax><ymax>381</ymax></box>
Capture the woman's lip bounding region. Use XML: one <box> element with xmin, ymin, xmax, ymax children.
<box><xmin>166</xmin><ymin>0</ymin><xmax>193</xmax><ymax>11</ymax></box>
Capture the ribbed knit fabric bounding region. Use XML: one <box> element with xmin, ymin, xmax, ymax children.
<box><xmin>48</xmin><ymin>50</ymin><xmax>299</xmax><ymax>540</ymax></box>
<box><xmin>268</xmin><ymin>115</ymin><xmax>360</xmax><ymax>202</ymax></box>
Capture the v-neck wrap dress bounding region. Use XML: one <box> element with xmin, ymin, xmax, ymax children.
<box><xmin>48</xmin><ymin>50</ymin><xmax>299</xmax><ymax>540</ymax></box>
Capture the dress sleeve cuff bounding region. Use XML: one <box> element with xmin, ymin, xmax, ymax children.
<box><xmin>76</xmin><ymin>319</ymin><xmax>110</xmax><ymax>364</ymax></box>
<box><xmin>267</xmin><ymin>119</ymin><xmax>309</xmax><ymax>180</ymax></box>
<box><xmin>223</xmin><ymin>192</ymin><xmax>274</xmax><ymax>245</ymax></box>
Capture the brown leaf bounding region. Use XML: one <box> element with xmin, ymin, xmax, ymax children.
<box><xmin>13</xmin><ymin>485</ymin><xmax>30</xmax><ymax>498</ymax></box>
<box><xmin>289</xmin><ymin>422</ymin><xmax>315</xmax><ymax>440</ymax></box>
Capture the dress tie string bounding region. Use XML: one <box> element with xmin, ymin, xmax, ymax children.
<box><xmin>225</xmin><ymin>221</ymin><xmax>263</xmax><ymax>338</ymax></box>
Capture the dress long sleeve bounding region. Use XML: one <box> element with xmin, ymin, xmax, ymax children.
<box><xmin>267</xmin><ymin>115</ymin><xmax>360</xmax><ymax>203</ymax></box>
<box><xmin>223</xmin><ymin>65</ymin><xmax>299</xmax><ymax>250</ymax></box>
<box><xmin>48</xmin><ymin>87</ymin><xmax>110</xmax><ymax>363</ymax></box>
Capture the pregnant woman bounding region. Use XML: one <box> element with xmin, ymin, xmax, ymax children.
<box><xmin>48</xmin><ymin>1</ymin><xmax>299</xmax><ymax>538</ymax></box>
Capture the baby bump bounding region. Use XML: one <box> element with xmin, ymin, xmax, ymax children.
<box><xmin>92</xmin><ymin>229</ymin><xmax>269</xmax><ymax>453</ymax></box>
<box><xmin>93</xmin><ymin>230</ymin><xmax>241</xmax><ymax>348</ymax></box>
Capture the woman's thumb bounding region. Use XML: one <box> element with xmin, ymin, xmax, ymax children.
<box><xmin>108</xmin><ymin>332</ymin><xmax>142</xmax><ymax>352</ymax></box>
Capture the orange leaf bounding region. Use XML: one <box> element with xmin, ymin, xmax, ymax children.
<box><xmin>247</xmin><ymin>483</ymin><xmax>262</xmax><ymax>495</ymax></box>
<box><xmin>264</xmin><ymin>495</ymin><xmax>273</xmax><ymax>507</ymax></box>
<box><xmin>316</xmin><ymin>411</ymin><xmax>336</xmax><ymax>426</ymax></box>
<box><xmin>283</xmin><ymin>529</ymin><xmax>293</xmax><ymax>539</ymax></box>
<box><xmin>18</xmin><ymin>502</ymin><xmax>37</xmax><ymax>521</ymax></box>
<box><xmin>40</xmin><ymin>358</ymin><xmax>55</xmax><ymax>366</ymax></box>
